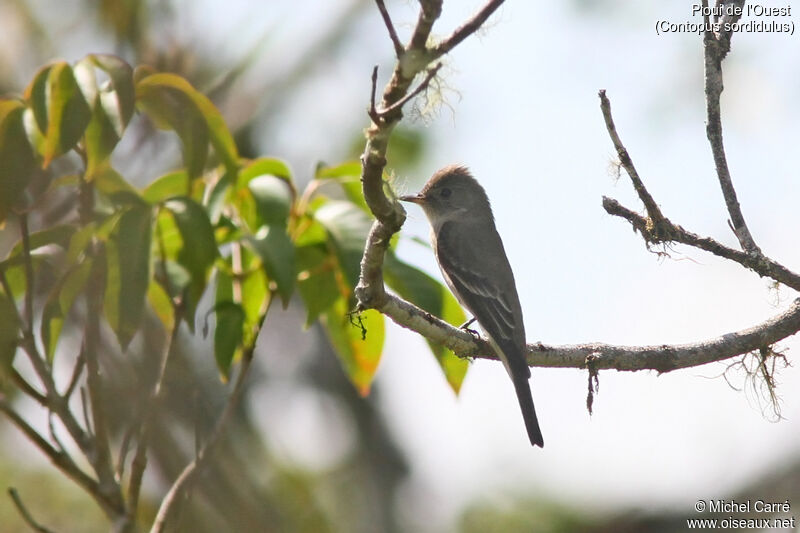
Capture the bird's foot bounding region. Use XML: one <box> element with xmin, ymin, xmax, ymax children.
<box><xmin>459</xmin><ymin>317</ymin><xmax>480</xmax><ymax>336</ymax></box>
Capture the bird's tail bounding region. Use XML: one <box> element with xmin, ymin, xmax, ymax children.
<box><xmin>511</xmin><ymin>371</ymin><xmax>544</xmax><ymax>448</ymax></box>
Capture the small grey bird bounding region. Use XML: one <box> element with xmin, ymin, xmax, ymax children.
<box><xmin>400</xmin><ymin>165</ymin><xmax>544</xmax><ymax>447</ymax></box>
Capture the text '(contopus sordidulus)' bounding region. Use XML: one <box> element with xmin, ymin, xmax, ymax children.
<box><xmin>400</xmin><ymin>165</ymin><xmax>544</xmax><ymax>447</ymax></box>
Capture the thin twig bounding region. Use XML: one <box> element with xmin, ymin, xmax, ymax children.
<box><xmin>10</xmin><ymin>369</ymin><xmax>47</xmax><ymax>406</ymax></box>
<box><xmin>148</xmin><ymin>349</ymin><xmax>256</xmax><ymax>533</ymax></box>
<box><xmin>79</xmin><ymin>387</ymin><xmax>93</xmax><ymax>436</ymax></box>
<box><xmin>375</xmin><ymin>0</ymin><xmax>404</xmax><ymax>58</ymax></box>
<box><xmin>19</xmin><ymin>214</ymin><xmax>35</xmax><ymax>331</ymax></box>
<box><xmin>602</xmin><ymin>197</ymin><xmax>800</xmax><ymax>291</ymax></box>
<box><xmin>116</xmin><ymin>415</ymin><xmax>138</xmax><ymax>480</ymax></box>
<box><xmin>368</xmin><ymin>66</ymin><xmax>380</xmax><ymax>123</ymax></box>
<box><xmin>63</xmin><ymin>350</ymin><xmax>85</xmax><ymax>399</ymax></box>
<box><xmin>379</xmin><ymin>63</ymin><xmax>442</xmax><ymax>117</ymax></box>
<box><xmin>430</xmin><ymin>0</ymin><xmax>506</xmax><ymax>59</ymax></box>
<box><xmin>81</xmin><ymin>249</ymin><xmax>125</xmax><ymax>514</ymax></box>
<box><xmin>599</xmin><ymin>90</ymin><xmax>664</xmax><ymax>224</ymax></box>
<box><xmin>127</xmin><ymin>312</ymin><xmax>182</xmax><ymax>523</ymax></box>
<box><xmin>702</xmin><ymin>0</ymin><xmax>759</xmax><ymax>254</ymax></box>
<box><xmin>8</xmin><ymin>488</ymin><xmax>57</xmax><ymax>533</ymax></box>
<box><xmin>47</xmin><ymin>412</ymin><xmax>67</xmax><ymax>453</ymax></box>
<box><xmin>0</xmin><ymin>398</ymin><xmax>114</xmax><ymax>514</ymax></box>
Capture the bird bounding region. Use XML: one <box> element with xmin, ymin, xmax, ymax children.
<box><xmin>400</xmin><ymin>165</ymin><xmax>544</xmax><ymax>447</ymax></box>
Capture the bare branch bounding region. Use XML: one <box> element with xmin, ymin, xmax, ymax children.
<box><xmin>380</xmin><ymin>63</ymin><xmax>442</xmax><ymax>117</ymax></box>
<box><xmin>409</xmin><ymin>0</ymin><xmax>443</xmax><ymax>51</ymax></box>
<box><xmin>518</xmin><ymin>299</ymin><xmax>800</xmax><ymax>372</ymax></box>
<box><xmin>430</xmin><ymin>0</ymin><xmax>506</xmax><ymax>59</ymax></box>
<box><xmin>10</xmin><ymin>369</ymin><xmax>47</xmax><ymax>406</ymax></box>
<box><xmin>368</xmin><ymin>66</ymin><xmax>380</xmax><ymax>124</ymax></box>
<box><xmin>602</xmin><ymin>197</ymin><xmax>800</xmax><ymax>291</ymax></box>
<box><xmin>375</xmin><ymin>0</ymin><xmax>404</xmax><ymax>58</ymax></box>
<box><xmin>702</xmin><ymin>0</ymin><xmax>760</xmax><ymax>254</ymax></box>
<box><xmin>8</xmin><ymin>488</ymin><xmax>57</xmax><ymax>533</ymax></box>
<box><xmin>63</xmin><ymin>350</ymin><xmax>85</xmax><ymax>400</ymax></box>
<box><xmin>379</xmin><ymin>291</ymin><xmax>800</xmax><ymax>373</ymax></box>
<box><xmin>0</xmin><ymin>397</ymin><xmax>116</xmax><ymax>515</ymax></box>
<box><xmin>598</xmin><ymin>89</ymin><xmax>800</xmax><ymax>291</ymax></box>
<box><xmin>599</xmin><ymin>90</ymin><xmax>665</xmax><ymax>225</ymax></box>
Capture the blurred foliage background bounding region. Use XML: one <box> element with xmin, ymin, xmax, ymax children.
<box><xmin>2</xmin><ymin>1</ymin><xmax>800</xmax><ymax>532</ymax></box>
<box><xmin>0</xmin><ymin>1</ymin><xmax>419</xmax><ymax>531</ymax></box>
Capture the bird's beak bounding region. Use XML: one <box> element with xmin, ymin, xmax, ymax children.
<box><xmin>399</xmin><ymin>193</ymin><xmax>424</xmax><ymax>204</ymax></box>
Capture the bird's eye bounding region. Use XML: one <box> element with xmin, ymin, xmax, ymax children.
<box><xmin>440</xmin><ymin>188</ymin><xmax>452</xmax><ymax>198</ymax></box>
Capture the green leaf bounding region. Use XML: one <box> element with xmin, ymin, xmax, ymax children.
<box><xmin>321</xmin><ymin>299</ymin><xmax>384</xmax><ymax>396</ymax></box>
<box><xmin>65</xmin><ymin>223</ymin><xmax>96</xmax><ymax>265</ymax></box>
<box><xmin>83</xmin><ymin>54</ymin><xmax>135</xmax><ymax>131</ymax></box>
<box><xmin>213</xmin><ymin>302</ymin><xmax>244</xmax><ymax>380</ymax></box>
<box><xmin>74</xmin><ymin>55</ymin><xmax>135</xmax><ymax>180</ymax></box>
<box><xmin>137</xmin><ymin>80</ymin><xmax>208</xmax><ymax>178</ymax></box>
<box><xmin>41</xmin><ymin>259</ymin><xmax>93</xmax><ymax>361</ymax></box>
<box><xmin>0</xmin><ymin>100</ymin><xmax>38</xmax><ymax>223</ymax></box>
<box><xmin>247</xmin><ymin>226</ymin><xmax>296</xmax><ymax>307</ymax></box>
<box><xmin>315</xmin><ymin>161</ymin><xmax>369</xmax><ymax>213</ymax></box>
<box><xmin>0</xmin><ymin>291</ymin><xmax>21</xmax><ymax>379</ymax></box>
<box><xmin>41</xmin><ymin>62</ymin><xmax>92</xmax><ymax>165</ymax></box>
<box><xmin>233</xmin><ymin>158</ymin><xmax>293</xmax><ymax>231</ymax></box>
<box><xmin>83</xmin><ymin>103</ymin><xmax>120</xmax><ymax>181</ymax></box>
<box><xmin>314</xmin><ymin>201</ymin><xmax>372</xmax><ymax>289</ymax></box>
<box><xmin>113</xmin><ymin>205</ymin><xmax>153</xmax><ymax>348</ymax></box>
<box><xmin>93</xmin><ymin>166</ymin><xmax>143</xmax><ymax>204</ymax></box>
<box><xmin>237</xmin><ymin>157</ymin><xmax>293</xmax><ymax>190</ymax></box>
<box><xmin>296</xmin><ymin>243</ymin><xmax>341</xmax><ymax>327</ymax></box>
<box><xmin>384</xmin><ymin>253</ymin><xmax>468</xmax><ymax>394</ymax></box>
<box><xmin>136</xmin><ymin>73</ymin><xmax>238</xmax><ymax>178</ymax></box>
<box><xmin>240</xmin><ymin>249</ymin><xmax>268</xmax><ymax>328</ymax></box>
<box><xmin>248</xmin><ymin>176</ymin><xmax>293</xmax><ymax>230</ymax></box>
<box><xmin>24</xmin><ymin>64</ymin><xmax>53</xmax><ymax>135</ymax></box>
<box><xmin>147</xmin><ymin>279</ymin><xmax>175</xmax><ymax>332</ymax></box>
<box><xmin>142</xmin><ymin>170</ymin><xmax>189</xmax><ymax>204</ymax></box>
<box><xmin>315</xmin><ymin>161</ymin><xmax>361</xmax><ymax>180</ymax></box>
<box><xmin>164</xmin><ymin>197</ymin><xmax>218</xmax><ymax>324</ymax></box>
<box><xmin>2</xmin><ymin>224</ymin><xmax>76</xmax><ymax>268</ymax></box>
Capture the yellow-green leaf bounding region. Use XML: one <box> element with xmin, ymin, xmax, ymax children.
<box><xmin>147</xmin><ymin>279</ymin><xmax>175</xmax><ymax>332</ymax></box>
<box><xmin>213</xmin><ymin>302</ymin><xmax>244</xmax><ymax>380</ymax></box>
<box><xmin>322</xmin><ymin>299</ymin><xmax>384</xmax><ymax>396</ymax></box>
<box><xmin>41</xmin><ymin>62</ymin><xmax>92</xmax><ymax>165</ymax></box>
<box><xmin>385</xmin><ymin>253</ymin><xmax>469</xmax><ymax>394</ymax></box>
<box><xmin>143</xmin><ymin>170</ymin><xmax>190</xmax><ymax>204</ymax></box>
<box><xmin>136</xmin><ymin>73</ymin><xmax>238</xmax><ymax>178</ymax></box>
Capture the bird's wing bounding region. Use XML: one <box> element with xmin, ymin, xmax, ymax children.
<box><xmin>436</xmin><ymin>220</ymin><xmax>542</xmax><ymax>447</ymax></box>
<box><xmin>435</xmin><ymin>221</ymin><xmax>528</xmax><ymax>377</ymax></box>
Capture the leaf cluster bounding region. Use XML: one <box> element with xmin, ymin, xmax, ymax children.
<box><xmin>0</xmin><ymin>55</ymin><xmax>468</xmax><ymax>397</ymax></box>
